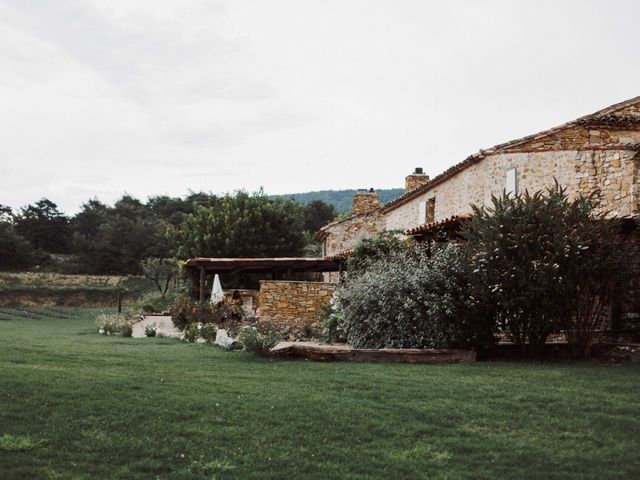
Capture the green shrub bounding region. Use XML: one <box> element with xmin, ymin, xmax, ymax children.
<box><xmin>169</xmin><ymin>294</ymin><xmax>235</xmax><ymax>330</ymax></box>
<box><xmin>200</xmin><ymin>323</ymin><xmax>218</xmax><ymax>343</ymax></box>
<box><xmin>464</xmin><ymin>183</ymin><xmax>632</xmax><ymax>357</ymax></box>
<box><xmin>181</xmin><ymin>323</ymin><xmax>199</xmax><ymax>343</ymax></box>
<box><xmin>346</xmin><ymin>231</ymin><xmax>408</xmax><ymax>278</ymax></box>
<box><xmin>337</xmin><ymin>245</ymin><xmax>493</xmax><ymax>350</ymax></box>
<box><xmin>144</xmin><ymin>323</ymin><xmax>157</xmax><ymax>337</ymax></box>
<box><xmin>169</xmin><ymin>294</ymin><xmax>191</xmax><ymax>330</ymax></box>
<box><xmin>317</xmin><ymin>303</ymin><xmax>345</xmax><ymax>343</ymax></box>
<box><xmin>96</xmin><ymin>313</ymin><xmax>133</xmax><ymax>337</ymax></box>
<box><xmin>121</xmin><ymin>322</ymin><xmax>133</xmax><ymax>337</ymax></box>
<box><xmin>322</xmin><ymin>312</ymin><xmax>345</xmax><ymax>344</ymax></box>
<box><xmin>237</xmin><ymin>321</ymin><xmax>285</xmax><ymax>356</ymax></box>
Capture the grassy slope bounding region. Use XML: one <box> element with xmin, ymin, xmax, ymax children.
<box><xmin>0</xmin><ymin>272</ymin><xmax>154</xmax><ymax>293</ymax></box>
<box><xmin>0</xmin><ymin>273</ymin><xmax>156</xmax><ymax>307</ymax></box>
<box><xmin>1</xmin><ymin>310</ymin><xmax>639</xmax><ymax>480</ymax></box>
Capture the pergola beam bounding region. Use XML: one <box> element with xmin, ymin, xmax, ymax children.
<box><xmin>185</xmin><ymin>257</ymin><xmax>341</xmax><ymax>301</ymax></box>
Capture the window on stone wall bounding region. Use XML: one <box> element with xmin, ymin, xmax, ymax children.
<box><xmin>426</xmin><ymin>197</ymin><xmax>436</xmax><ymax>223</ymax></box>
<box><xmin>418</xmin><ymin>201</ymin><xmax>427</xmax><ymax>224</ymax></box>
<box><xmin>506</xmin><ymin>167</ymin><xmax>517</xmax><ymax>197</ymax></box>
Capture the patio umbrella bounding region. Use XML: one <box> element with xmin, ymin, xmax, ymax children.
<box><xmin>211</xmin><ymin>274</ymin><xmax>224</xmax><ymax>304</ymax></box>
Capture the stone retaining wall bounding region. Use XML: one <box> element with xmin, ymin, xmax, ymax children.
<box><xmin>258</xmin><ymin>280</ymin><xmax>335</xmax><ymax>328</ymax></box>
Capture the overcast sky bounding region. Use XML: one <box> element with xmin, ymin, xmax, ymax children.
<box><xmin>1</xmin><ymin>0</ymin><xmax>638</xmax><ymax>214</ymax></box>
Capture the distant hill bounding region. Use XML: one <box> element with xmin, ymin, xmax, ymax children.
<box><xmin>272</xmin><ymin>188</ymin><xmax>405</xmax><ymax>213</ymax></box>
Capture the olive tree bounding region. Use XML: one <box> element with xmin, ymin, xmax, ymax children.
<box><xmin>140</xmin><ymin>257</ymin><xmax>178</xmax><ymax>298</ymax></box>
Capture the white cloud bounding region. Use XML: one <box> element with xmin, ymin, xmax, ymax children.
<box><xmin>0</xmin><ymin>0</ymin><xmax>638</xmax><ymax>213</ymax></box>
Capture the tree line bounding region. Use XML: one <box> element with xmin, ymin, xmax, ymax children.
<box><xmin>0</xmin><ymin>191</ymin><xmax>337</xmax><ymax>274</ymax></box>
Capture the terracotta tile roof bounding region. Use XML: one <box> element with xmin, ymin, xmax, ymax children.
<box><xmin>576</xmin><ymin>114</ymin><xmax>640</xmax><ymax>129</ymax></box>
<box><xmin>381</xmin><ymin>96</ymin><xmax>640</xmax><ymax>214</ymax></box>
<box><xmin>405</xmin><ymin>214</ymin><xmax>471</xmax><ymax>237</ymax></box>
<box><xmin>324</xmin><ymin>249</ymin><xmax>353</xmax><ymax>261</ymax></box>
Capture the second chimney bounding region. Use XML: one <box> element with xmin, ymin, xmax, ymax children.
<box><xmin>405</xmin><ymin>167</ymin><xmax>429</xmax><ymax>192</ymax></box>
<box><xmin>352</xmin><ymin>188</ymin><xmax>380</xmax><ymax>215</ymax></box>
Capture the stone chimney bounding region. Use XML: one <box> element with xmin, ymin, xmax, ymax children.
<box><xmin>405</xmin><ymin>167</ymin><xmax>429</xmax><ymax>192</ymax></box>
<box><xmin>352</xmin><ymin>188</ymin><xmax>380</xmax><ymax>215</ymax></box>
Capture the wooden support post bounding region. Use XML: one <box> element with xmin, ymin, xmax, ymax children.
<box><xmin>199</xmin><ymin>266</ymin><xmax>206</xmax><ymax>303</ymax></box>
<box><xmin>117</xmin><ymin>288</ymin><xmax>122</xmax><ymax>313</ymax></box>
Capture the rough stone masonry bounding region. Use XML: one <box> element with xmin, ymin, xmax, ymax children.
<box><xmin>258</xmin><ymin>280</ymin><xmax>335</xmax><ymax>329</ymax></box>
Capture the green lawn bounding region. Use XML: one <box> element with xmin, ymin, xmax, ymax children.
<box><xmin>1</xmin><ymin>309</ymin><xmax>639</xmax><ymax>479</ymax></box>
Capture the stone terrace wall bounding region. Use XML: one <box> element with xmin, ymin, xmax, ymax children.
<box><xmin>258</xmin><ymin>280</ymin><xmax>335</xmax><ymax>328</ymax></box>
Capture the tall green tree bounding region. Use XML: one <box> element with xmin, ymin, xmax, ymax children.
<box><xmin>0</xmin><ymin>205</ymin><xmax>35</xmax><ymax>269</ymax></box>
<box><xmin>71</xmin><ymin>195</ymin><xmax>171</xmax><ymax>274</ymax></box>
<box><xmin>0</xmin><ymin>204</ymin><xmax>12</xmax><ymax>223</ymax></box>
<box><xmin>72</xmin><ymin>199</ymin><xmax>109</xmax><ymax>240</ymax></box>
<box><xmin>172</xmin><ymin>190</ymin><xmax>306</xmax><ymax>259</ymax></box>
<box><xmin>14</xmin><ymin>199</ymin><xmax>71</xmax><ymax>253</ymax></box>
<box><xmin>303</xmin><ymin>200</ymin><xmax>337</xmax><ymax>233</ymax></box>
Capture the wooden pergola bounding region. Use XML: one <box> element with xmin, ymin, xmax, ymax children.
<box><xmin>183</xmin><ymin>257</ymin><xmax>343</xmax><ymax>302</ymax></box>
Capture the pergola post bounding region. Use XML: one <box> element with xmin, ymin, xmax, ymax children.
<box><xmin>199</xmin><ymin>266</ymin><xmax>206</xmax><ymax>303</ymax></box>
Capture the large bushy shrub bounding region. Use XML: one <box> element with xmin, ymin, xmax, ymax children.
<box><xmin>464</xmin><ymin>183</ymin><xmax>631</xmax><ymax>357</ymax></box>
<box><xmin>346</xmin><ymin>231</ymin><xmax>408</xmax><ymax>278</ymax></box>
<box><xmin>337</xmin><ymin>245</ymin><xmax>493</xmax><ymax>350</ymax></box>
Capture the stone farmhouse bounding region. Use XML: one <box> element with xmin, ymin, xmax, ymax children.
<box><xmin>316</xmin><ymin>96</ymin><xmax>640</xmax><ymax>330</ymax></box>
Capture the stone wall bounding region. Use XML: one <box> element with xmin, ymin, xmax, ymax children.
<box><xmin>405</xmin><ymin>172</ymin><xmax>429</xmax><ymax>191</ymax></box>
<box><xmin>385</xmin><ymin>147</ymin><xmax>639</xmax><ymax>231</ymax></box>
<box><xmin>352</xmin><ymin>191</ymin><xmax>380</xmax><ymax>215</ymax></box>
<box><xmin>322</xmin><ymin>211</ymin><xmax>384</xmax><ymax>257</ymax></box>
<box><xmin>258</xmin><ymin>280</ymin><xmax>335</xmax><ymax>328</ymax></box>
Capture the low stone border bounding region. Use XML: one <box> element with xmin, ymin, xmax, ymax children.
<box><xmin>270</xmin><ymin>342</ymin><xmax>476</xmax><ymax>363</ymax></box>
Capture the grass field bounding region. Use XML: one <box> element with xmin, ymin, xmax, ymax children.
<box><xmin>1</xmin><ymin>309</ymin><xmax>639</xmax><ymax>479</ymax></box>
